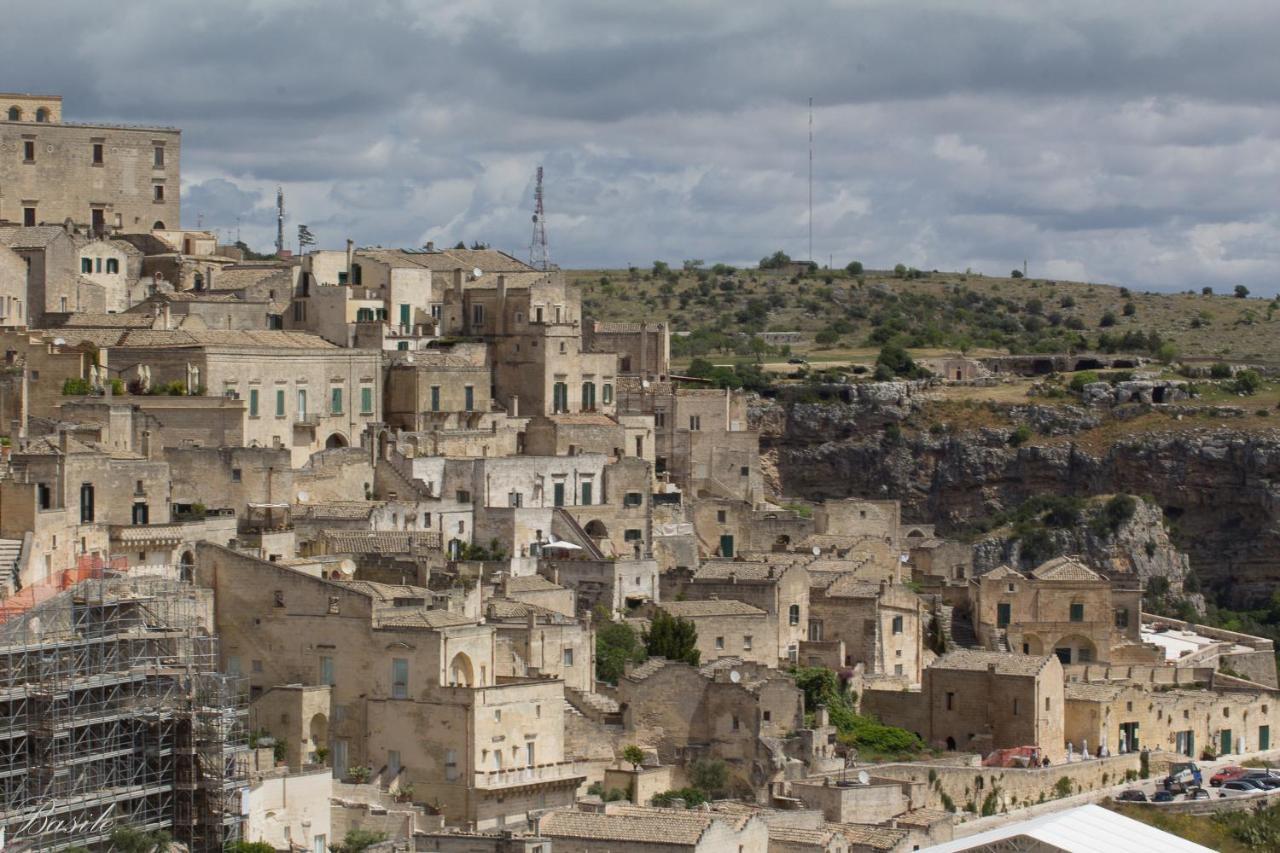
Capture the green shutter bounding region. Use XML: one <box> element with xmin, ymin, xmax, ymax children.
<box><xmin>464</xmin><ymin>386</ymin><xmax>473</xmax><ymax>411</ymax></box>
<box><xmin>581</xmin><ymin>482</ymin><xmax>592</xmax><ymax>506</ymax></box>
<box><xmin>276</xmin><ymin>389</ymin><xmax>285</xmax><ymax>417</ymax></box>
<box><xmin>249</xmin><ymin>389</ymin><xmax>259</xmax><ymax>417</ymax></box>
<box><xmin>331</xmin><ymin>387</ymin><xmax>342</xmax><ymax>414</ymax></box>
<box><xmin>431</xmin><ymin>386</ymin><xmax>440</xmax><ymax>412</ymax></box>
<box><xmin>361</xmin><ymin>387</ymin><xmax>373</xmax><ymax>414</ymax></box>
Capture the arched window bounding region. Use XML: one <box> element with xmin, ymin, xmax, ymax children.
<box><xmin>789</xmin><ymin>604</ymin><xmax>800</xmax><ymax>625</ymax></box>
<box><xmin>152</xmin><ymin>221</ymin><xmax>165</xmax><ymax>230</ymax></box>
<box><xmin>6</xmin><ymin>107</ymin><xmax>20</xmax><ymax>121</ymax></box>
<box><xmin>35</xmin><ymin>108</ymin><xmax>48</xmax><ymax>122</ymax></box>
<box><xmin>81</xmin><ymin>258</ymin><xmax>93</xmax><ymax>274</ymax></box>
<box><xmin>106</xmin><ymin>258</ymin><xmax>119</xmax><ymax>274</ymax></box>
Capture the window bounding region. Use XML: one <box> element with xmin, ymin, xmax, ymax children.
<box><xmin>154</xmin><ymin>146</ymin><xmax>165</xmax><ymax>167</ymax></box>
<box><xmin>456</xmin><ymin>490</ymin><xmax>471</xmax><ymax>503</ymax></box>
<box><xmin>153</xmin><ymin>184</ymin><xmax>165</xmax><ymax>202</ymax></box>
<box><xmin>430</xmin><ymin>386</ymin><xmax>440</xmax><ymax>412</ymax></box>
<box><xmin>227</xmin><ymin>656</ymin><xmax>242</xmax><ymax>676</ymax></box>
<box><xmin>508</xmin><ymin>492</ymin><xmax>523</xmax><ymax>508</ymax></box>
<box><xmin>23</xmin><ymin>140</ymin><xmax>34</xmax><ymax>162</ymax></box>
<box><xmin>562</xmin><ymin>648</ymin><xmax>574</xmax><ymax>666</ymax></box>
<box><xmin>740</xmin><ymin>466</ymin><xmax>749</xmax><ymax>476</ymax></box>
<box><xmin>689</xmin><ymin>415</ymin><xmax>701</xmax><ymax>431</ymax></box>
<box><xmin>320</xmin><ymin>656</ymin><xmax>334</xmax><ymax>685</ymax></box>
<box><xmin>789</xmin><ymin>604</ymin><xmax>800</xmax><ymax>626</ymax></box>
<box><xmin>60</xmin><ymin>297</ymin><xmax>67</xmax><ymax>312</ymax></box>
<box><xmin>1045</xmin><ymin>697</ymin><xmax>1051</xmax><ymax>711</ymax></box>
<box><xmin>23</xmin><ymin>207</ymin><xmax>35</xmax><ymax>227</ymax></box>
<box><xmin>946</xmin><ymin>691</ymin><xmax>955</xmax><ymax>710</ymax></box>
<box><xmin>249</xmin><ymin>389</ymin><xmax>259</xmax><ymax>417</ymax></box>
<box><xmin>624</xmin><ymin>492</ymin><xmax>643</xmax><ymax>507</ymax></box>
<box><xmin>79</xmin><ymin>483</ymin><xmax>94</xmax><ymax>523</ymax></box>
<box><xmin>6</xmin><ymin>107</ymin><xmax>18</xmax><ymax>121</ymax></box>
<box><xmin>715</xmin><ymin>636</ymin><xmax>725</xmax><ymax>650</ymax></box>
<box><xmin>655</xmin><ymin>411</ymin><xmax>666</xmax><ymax>427</ymax></box>
<box><xmin>360</xmin><ymin>386</ymin><xmax>373</xmax><ymax>414</ymax></box>
<box><xmin>313</xmin><ymin>835</ymin><xmax>326</xmax><ymax>853</ymax></box>
<box><xmin>743</xmin><ymin>635</ymin><xmax>753</xmax><ymax>650</ymax></box>
<box><xmin>391</xmin><ymin>658</ymin><xmax>408</xmax><ymax>699</ymax></box>
<box><xmin>1013</xmin><ymin>698</ymin><xmax>1020</xmax><ymax>716</ymax></box>
<box><xmin>1070</xmin><ymin>603</ymin><xmax>1085</xmax><ymax>622</ymax></box>
<box><xmin>330</xmin><ymin>387</ymin><xmax>343</xmax><ymax>414</ymax></box>
<box><xmin>472</xmin><ymin>304</ymin><xmax>484</xmax><ymax>326</ymax></box>
<box><xmin>131</xmin><ymin>502</ymin><xmax>149</xmax><ymax>525</ymax></box>
<box><xmin>276</xmin><ymin>389</ymin><xmax>286</xmax><ymax>417</ymax></box>
<box><xmin>717</xmin><ymin>510</ymin><xmax>727</xmax><ymax>523</ymax></box>
<box><xmin>445</xmin><ymin>749</ymin><xmax>459</xmax><ymax>781</ymax></box>
<box><xmin>35</xmin><ymin>108</ymin><xmax>48</xmax><ymax>122</ymax></box>
<box><xmin>894</xmin><ymin>664</ymin><xmax>904</xmax><ymax>675</ymax></box>
<box><xmin>231</xmin><ymin>468</ymin><xmax>242</xmax><ymax>483</ymax></box>
<box><xmin>296</xmin><ymin>388</ymin><xmax>307</xmax><ymax>420</ymax></box>
<box><xmin>106</xmin><ymin>258</ymin><xmax>118</xmax><ymax>274</ymax></box>
<box><xmin>464</xmin><ymin>385</ymin><xmax>474</xmax><ymax>411</ymax></box>
<box><xmin>602</xmin><ymin>383</ymin><xmax>613</xmax><ymax>404</ymax></box>
<box><xmin>624</xmin><ymin>529</ymin><xmax>642</xmax><ymax>541</ymax></box>
<box><xmin>892</xmin><ymin>615</ymin><xmax>904</xmax><ymax>635</ymax></box>
<box><xmin>581</xmin><ymin>481</ymin><xmax>592</xmax><ymax>506</ymax></box>
<box><xmin>273</xmin><ymin>590</ymin><xmax>285</xmax><ymax>607</ymax></box>
<box><xmin>581</xmin><ymin>381</ymin><xmax>596</xmax><ymax>411</ymax></box>
<box><xmin>1114</xmin><ymin>608</ymin><xmax>1129</xmax><ymax>629</ymax></box>
<box><xmin>731</xmin><ymin>715</ymin><xmax>740</xmax><ymax>731</ymax></box>
<box><xmin>92</xmin><ymin>143</ymin><xmax>103</xmax><ymax>165</ymax></box>
<box><xmin>552</xmin><ymin>382</ymin><xmax>568</xmax><ymax>413</ymax></box>
<box><xmin>81</xmin><ymin>258</ymin><xmax>92</xmax><ymax>274</ymax></box>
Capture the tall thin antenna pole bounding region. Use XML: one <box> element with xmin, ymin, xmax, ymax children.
<box><xmin>808</xmin><ymin>97</ymin><xmax>814</xmax><ymax>264</ymax></box>
<box><xmin>275</xmin><ymin>187</ymin><xmax>286</xmax><ymax>257</ymax></box>
<box><xmin>529</xmin><ymin>166</ymin><xmax>550</xmax><ymax>271</ymax></box>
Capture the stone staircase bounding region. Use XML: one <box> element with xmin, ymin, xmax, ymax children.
<box><xmin>565</xmin><ymin>687</ymin><xmax>623</xmax><ymax>727</ymax></box>
<box><xmin>0</xmin><ymin>538</ymin><xmax>22</xmax><ymax>598</ymax></box>
<box><xmin>939</xmin><ymin>603</ymin><xmax>981</xmax><ymax>650</ymax></box>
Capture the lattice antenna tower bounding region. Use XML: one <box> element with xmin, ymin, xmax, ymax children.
<box><xmin>276</xmin><ymin>186</ymin><xmax>286</xmax><ymax>256</ymax></box>
<box><xmin>529</xmin><ymin>166</ymin><xmax>550</xmax><ymax>271</ymax></box>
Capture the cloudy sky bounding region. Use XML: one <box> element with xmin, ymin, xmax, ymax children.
<box><xmin>8</xmin><ymin>0</ymin><xmax>1280</xmax><ymax>292</ymax></box>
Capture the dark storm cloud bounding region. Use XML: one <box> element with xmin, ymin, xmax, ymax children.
<box><xmin>5</xmin><ymin>0</ymin><xmax>1280</xmax><ymax>291</ymax></box>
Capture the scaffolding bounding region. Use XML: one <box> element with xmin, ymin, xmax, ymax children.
<box><xmin>0</xmin><ymin>573</ymin><xmax>248</xmax><ymax>851</ymax></box>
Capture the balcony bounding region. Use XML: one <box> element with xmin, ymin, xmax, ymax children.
<box><xmin>472</xmin><ymin>760</ymin><xmax>586</xmax><ymax>790</ymax></box>
<box><xmin>293</xmin><ymin>413</ymin><xmax>321</xmax><ymax>429</ymax></box>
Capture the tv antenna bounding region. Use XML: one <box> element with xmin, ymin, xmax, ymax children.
<box><xmin>529</xmin><ymin>166</ymin><xmax>550</xmax><ymax>271</ymax></box>
<box><xmin>276</xmin><ymin>186</ymin><xmax>286</xmax><ymax>257</ymax></box>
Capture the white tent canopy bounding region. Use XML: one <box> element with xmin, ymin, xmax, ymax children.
<box><xmin>921</xmin><ymin>804</ymin><xmax>1213</xmax><ymax>853</ymax></box>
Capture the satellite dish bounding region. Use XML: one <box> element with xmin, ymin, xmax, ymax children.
<box><xmin>297</xmin><ymin>491</ymin><xmax>309</xmax><ymax>503</ymax></box>
<box><xmin>812</xmin><ymin>546</ymin><xmax>821</xmax><ymax>556</ymax></box>
<box><xmin>52</xmin><ymin>337</ymin><xmax>66</xmax><ymax>347</ymax></box>
<box><xmin>472</xmin><ymin>268</ymin><xmax>483</xmax><ymax>278</ymax></box>
<box><xmin>641</xmin><ymin>379</ymin><xmax>650</xmax><ymax>389</ymax></box>
<box><xmin>729</xmin><ymin>670</ymin><xmax>741</xmax><ymax>683</ymax></box>
<box><xmin>857</xmin><ymin>770</ymin><xmax>870</xmax><ymax>785</ymax></box>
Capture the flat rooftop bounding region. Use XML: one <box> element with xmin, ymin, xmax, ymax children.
<box><xmin>1141</xmin><ymin>623</ymin><xmax>1254</xmax><ymax>661</ymax></box>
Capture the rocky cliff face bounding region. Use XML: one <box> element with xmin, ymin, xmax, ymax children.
<box><xmin>765</xmin><ymin>395</ymin><xmax>1280</xmax><ymax>606</ymax></box>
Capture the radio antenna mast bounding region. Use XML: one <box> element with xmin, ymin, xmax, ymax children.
<box><xmin>529</xmin><ymin>166</ymin><xmax>550</xmax><ymax>271</ymax></box>
<box><xmin>808</xmin><ymin>97</ymin><xmax>814</xmax><ymax>264</ymax></box>
<box><xmin>275</xmin><ymin>187</ymin><xmax>286</xmax><ymax>257</ymax></box>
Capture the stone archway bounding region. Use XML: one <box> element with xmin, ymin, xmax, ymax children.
<box><xmin>179</xmin><ymin>550</ymin><xmax>195</xmax><ymax>582</ymax></box>
<box><xmin>584</xmin><ymin>519</ymin><xmax>608</xmax><ymax>540</ymax></box>
<box><xmin>309</xmin><ymin>712</ymin><xmax>329</xmax><ymax>764</ymax></box>
<box><xmin>449</xmin><ymin>652</ymin><xmax>475</xmax><ymax>687</ymax></box>
<box><xmin>325</xmin><ymin>432</ymin><xmax>348</xmax><ymax>450</ymax></box>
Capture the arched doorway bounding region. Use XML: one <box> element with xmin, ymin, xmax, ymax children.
<box><xmin>309</xmin><ymin>712</ymin><xmax>329</xmax><ymax>764</ymax></box>
<box><xmin>584</xmin><ymin>520</ymin><xmax>608</xmax><ymax>540</ymax></box>
<box><xmin>946</xmin><ymin>736</ymin><xmax>957</xmax><ymax>751</ymax></box>
<box><xmin>325</xmin><ymin>432</ymin><xmax>348</xmax><ymax>450</ymax></box>
<box><xmin>1053</xmin><ymin>635</ymin><xmax>1096</xmax><ymax>665</ymax></box>
<box><xmin>179</xmin><ymin>550</ymin><xmax>195</xmax><ymax>582</ymax></box>
<box><xmin>152</xmin><ymin>221</ymin><xmax>166</xmax><ymax>230</ymax></box>
<box><xmin>449</xmin><ymin>652</ymin><xmax>475</xmax><ymax>687</ymax></box>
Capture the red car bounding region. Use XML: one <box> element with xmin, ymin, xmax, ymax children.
<box><xmin>1210</xmin><ymin>766</ymin><xmax>1248</xmax><ymax>787</ymax></box>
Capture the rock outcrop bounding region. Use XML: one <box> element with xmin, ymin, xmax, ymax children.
<box><xmin>767</xmin><ymin>400</ymin><xmax>1280</xmax><ymax>606</ymax></box>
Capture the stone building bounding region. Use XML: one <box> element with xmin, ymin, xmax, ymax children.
<box><xmin>583</xmin><ymin>320</ymin><xmax>670</xmax><ymax>377</ymax></box>
<box><xmin>0</xmin><ymin>244</ymin><xmax>26</xmax><ymax>327</ymax></box>
<box><xmin>971</xmin><ymin>558</ymin><xmax>1145</xmax><ymax>665</ymax></box>
<box><xmin>539</xmin><ymin>805</ymin><xmax>768</xmax><ymax>853</ymax></box>
<box><xmin>655</xmin><ymin>598</ymin><xmax>776</xmax><ymax>667</ymax></box>
<box><xmin>0</xmin><ymin>224</ymin><xmax>107</xmax><ymax>324</ymax></box>
<box><xmin>384</xmin><ymin>342</ymin><xmax>494</xmax><ymax>430</ymax></box>
<box><xmin>808</xmin><ymin>578</ymin><xmax>924</xmax><ymax>682</ymax></box>
<box><xmin>665</xmin><ymin>560</ymin><xmax>810</xmax><ymax>666</ymax></box>
<box><xmin>863</xmin><ymin>651</ymin><xmax>1066</xmax><ymax>761</ymax></box>
<box><xmin>197</xmin><ymin>544</ymin><xmax>586</xmax><ymax>830</ymax></box>
<box><xmin>618</xmin><ymin>657</ymin><xmax>804</xmax><ymax>789</ymax></box>
<box><xmin>0</xmin><ymin>93</ymin><xmax>181</xmax><ymax>233</ymax></box>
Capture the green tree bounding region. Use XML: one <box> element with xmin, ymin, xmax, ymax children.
<box><xmin>1233</xmin><ymin>369</ymin><xmax>1262</xmax><ymax>395</ymax></box>
<box><xmin>814</xmin><ymin>329</ymin><xmax>839</xmax><ymax>346</ymax></box>
<box><xmin>643</xmin><ymin>610</ymin><xmax>700</xmax><ymax>665</ymax></box>
<box><xmin>109</xmin><ymin>827</ymin><xmax>172</xmax><ymax>853</ymax></box>
<box><xmin>876</xmin><ymin>342</ymin><xmax>917</xmax><ymax>377</ymax></box>
<box><xmin>652</xmin><ymin>260</ymin><xmax>670</xmax><ymax>277</ymax></box>
<box><xmin>688</xmin><ymin>757</ymin><xmax>729</xmax><ymax>796</ymax></box>
<box><xmin>1235</xmin><ymin>284</ymin><xmax>1250</xmax><ymax>298</ymax></box>
<box><xmin>893</xmin><ymin>263</ymin><xmax>908</xmax><ymax>278</ymax></box>
<box><xmin>1202</xmin><ymin>286</ymin><xmax>1213</xmax><ymax>295</ymax></box>
<box><xmin>846</xmin><ymin>260</ymin><xmax>863</xmax><ymax>275</ymax></box>
<box><xmin>622</xmin><ymin>745</ymin><xmax>646</xmax><ymax>769</ymax></box>
<box><xmin>1099</xmin><ymin>311</ymin><xmax>1117</xmax><ymax>327</ymax></box>
<box><xmin>759</xmin><ymin>250</ymin><xmax>792</xmax><ymax>269</ymax></box>
<box><xmin>1010</xmin><ymin>269</ymin><xmax>1024</xmax><ymax>279</ymax></box>
<box><xmin>596</xmin><ymin>620</ymin><xmax>647</xmax><ymax>683</ymax></box>
<box><xmin>331</xmin><ymin>828</ymin><xmax>389</xmax><ymax>853</ymax></box>
<box><xmin>1122</xmin><ymin>301</ymin><xmax>1136</xmax><ymax>316</ymax></box>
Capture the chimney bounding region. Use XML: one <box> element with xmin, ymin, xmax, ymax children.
<box><xmin>345</xmin><ymin>239</ymin><xmax>354</xmax><ymax>285</ymax></box>
<box><xmin>426</xmin><ymin>241</ymin><xmax>435</xmax><ymax>252</ymax></box>
<box><xmin>59</xmin><ymin>429</ymin><xmax>70</xmax><ymax>454</ymax></box>
<box><xmin>452</xmin><ymin>268</ymin><xmax>463</xmax><ymax>298</ymax></box>
<box><xmin>161</xmin><ymin>303</ymin><xmax>171</xmax><ymax>330</ymax></box>
<box><xmin>510</xmin><ymin>395</ymin><xmax>519</xmax><ymax>418</ymax></box>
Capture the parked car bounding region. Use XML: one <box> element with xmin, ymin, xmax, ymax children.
<box><xmin>1210</xmin><ymin>766</ymin><xmax>1248</xmax><ymax>787</ymax></box>
<box><xmin>1116</xmin><ymin>789</ymin><xmax>1148</xmax><ymax>802</ymax></box>
<box><xmin>787</xmin><ymin>357</ymin><xmax>808</xmax><ymax>364</ymax></box>
<box><xmin>1186</xmin><ymin>788</ymin><xmax>1211</xmax><ymax>800</ymax></box>
<box><xmin>1152</xmin><ymin>790</ymin><xmax>1175</xmax><ymax>803</ymax></box>
<box><xmin>1221</xmin><ymin>779</ymin><xmax>1264</xmax><ymax>793</ymax></box>
<box><xmin>1243</xmin><ymin>774</ymin><xmax>1280</xmax><ymax>790</ymax></box>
